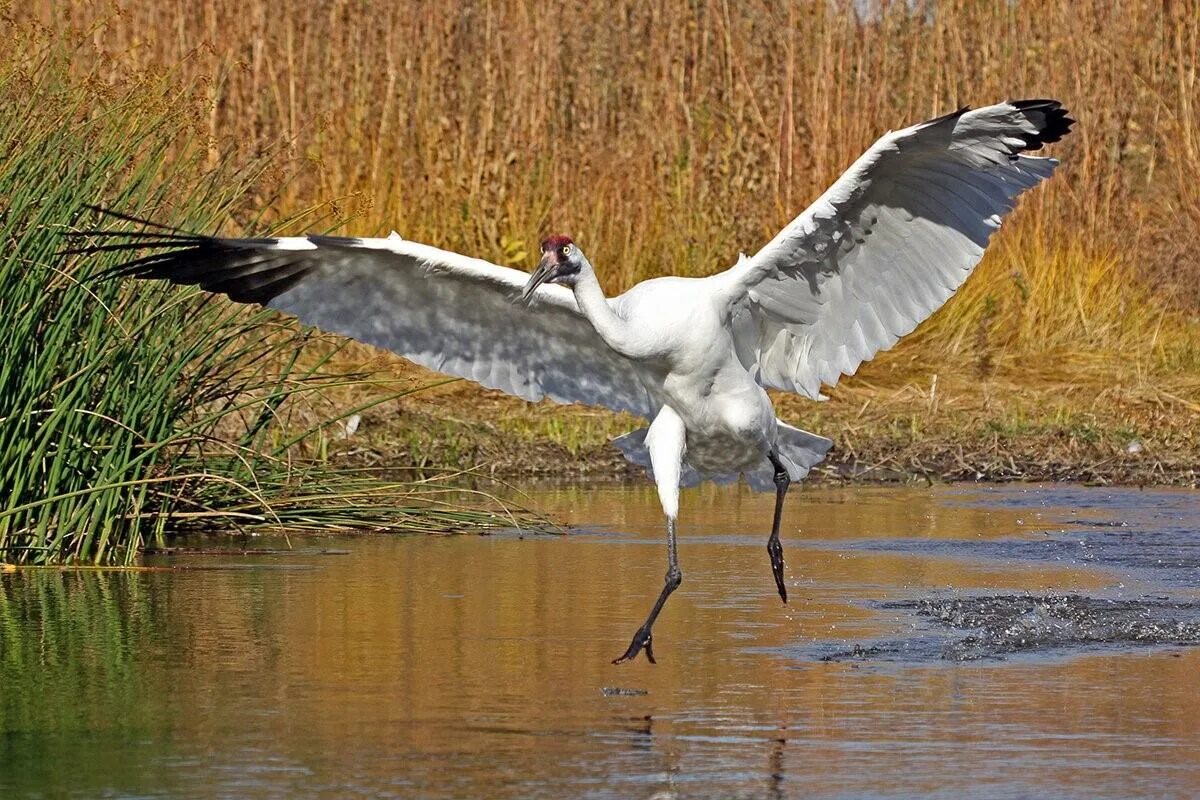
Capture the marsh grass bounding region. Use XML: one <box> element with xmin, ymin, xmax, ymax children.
<box><xmin>0</xmin><ymin>33</ymin><xmax>534</xmax><ymax>566</ymax></box>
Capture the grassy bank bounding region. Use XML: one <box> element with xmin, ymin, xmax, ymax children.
<box><xmin>0</xmin><ymin>33</ymin><xmax>533</xmax><ymax>566</ymax></box>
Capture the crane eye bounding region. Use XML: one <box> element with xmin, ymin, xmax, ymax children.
<box><xmin>562</xmin><ymin>244</ymin><xmax>574</xmax><ymax>257</ymax></box>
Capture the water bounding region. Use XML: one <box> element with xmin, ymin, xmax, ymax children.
<box><xmin>2</xmin><ymin>483</ymin><xmax>1198</xmax><ymax>798</ymax></box>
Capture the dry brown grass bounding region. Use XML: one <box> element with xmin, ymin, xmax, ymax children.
<box><xmin>18</xmin><ymin>1</ymin><xmax>1200</xmax><ymax>480</ymax></box>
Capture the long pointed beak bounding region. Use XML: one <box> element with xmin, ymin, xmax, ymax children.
<box><xmin>520</xmin><ymin>254</ymin><xmax>555</xmax><ymax>303</ymax></box>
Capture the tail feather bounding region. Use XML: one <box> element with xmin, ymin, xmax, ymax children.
<box><xmin>612</xmin><ymin>420</ymin><xmax>832</xmax><ymax>492</ymax></box>
<box><xmin>611</xmin><ymin>428</ymin><xmax>713</xmax><ymax>488</ymax></box>
<box><xmin>756</xmin><ymin>422</ymin><xmax>833</xmax><ymax>489</ymax></box>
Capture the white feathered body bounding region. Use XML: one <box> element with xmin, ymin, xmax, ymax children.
<box><xmin>609</xmin><ymin>275</ymin><xmax>782</xmax><ymax>480</ymax></box>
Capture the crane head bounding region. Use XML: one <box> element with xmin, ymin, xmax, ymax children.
<box><xmin>521</xmin><ymin>234</ymin><xmax>584</xmax><ymax>301</ymax></box>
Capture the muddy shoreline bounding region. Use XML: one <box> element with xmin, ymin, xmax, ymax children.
<box><xmin>331</xmin><ymin>405</ymin><xmax>1199</xmax><ymax>488</ymax></box>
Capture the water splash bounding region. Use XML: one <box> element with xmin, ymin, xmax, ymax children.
<box><xmin>816</xmin><ymin>594</ymin><xmax>1200</xmax><ymax>663</ymax></box>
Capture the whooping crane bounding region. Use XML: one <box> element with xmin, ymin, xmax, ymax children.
<box><xmin>74</xmin><ymin>99</ymin><xmax>1073</xmax><ymax>664</ymax></box>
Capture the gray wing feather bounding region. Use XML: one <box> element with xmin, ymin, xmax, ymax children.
<box><xmin>92</xmin><ymin>231</ymin><xmax>655</xmax><ymax>418</ymax></box>
<box><xmin>724</xmin><ymin>100</ymin><xmax>1072</xmax><ymax>399</ymax></box>
<box><xmin>271</xmin><ymin>241</ymin><xmax>654</xmax><ymax>417</ymax></box>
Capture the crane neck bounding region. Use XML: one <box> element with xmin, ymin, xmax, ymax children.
<box><xmin>571</xmin><ymin>268</ymin><xmax>635</xmax><ymax>356</ymax></box>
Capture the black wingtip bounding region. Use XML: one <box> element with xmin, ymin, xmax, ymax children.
<box><xmin>63</xmin><ymin>206</ymin><xmax>314</xmax><ymax>305</ymax></box>
<box><xmin>61</xmin><ymin>208</ymin><xmax>207</xmax><ymax>277</ymax></box>
<box><xmin>1009</xmin><ymin>99</ymin><xmax>1075</xmax><ymax>152</ymax></box>
<box><xmin>79</xmin><ymin>204</ymin><xmax>196</xmax><ymax>235</ymax></box>
<box><xmin>927</xmin><ymin>104</ymin><xmax>973</xmax><ymax>127</ymax></box>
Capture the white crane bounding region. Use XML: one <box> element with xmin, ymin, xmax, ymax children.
<box><xmin>77</xmin><ymin>99</ymin><xmax>1072</xmax><ymax>664</ymax></box>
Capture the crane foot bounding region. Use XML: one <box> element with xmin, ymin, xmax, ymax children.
<box><xmin>613</xmin><ymin>625</ymin><xmax>656</xmax><ymax>664</ymax></box>
<box><xmin>767</xmin><ymin>536</ymin><xmax>788</xmax><ymax>604</ymax></box>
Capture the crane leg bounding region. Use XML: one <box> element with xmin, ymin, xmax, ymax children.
<box><xmin>615</xmin><ymin>406</ymin><xmax>685</xmax><ymax>665</ymax></box>
<box><xmin>767</xmin><ymin>450</ymin><xmax>790</xmax><ymax>604</ymax></box>
<box><xmin>613</xmin><ymin>517</ymin><xmax>681</xmax><ymax>664</ymax></box>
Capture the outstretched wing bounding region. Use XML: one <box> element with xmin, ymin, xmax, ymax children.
<box><xmin>724</xmin><ymin>99</ymin><xmax>1073</xmax><ymax>399</ymax></box>
<box><xmin>70</xmin><ymin>220</ymin><xmax>656</xmax><ymax>418</ymax></box>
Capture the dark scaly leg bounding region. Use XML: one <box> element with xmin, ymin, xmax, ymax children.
<box><xmin>767</xmin><ymin>450</ymin><xmax>790</xmax><ymax>604</ymax></box>
<box><xmin>613</xmin><ymin>517</ymin><xmax>681</xmax><ymax>664</ymax></box>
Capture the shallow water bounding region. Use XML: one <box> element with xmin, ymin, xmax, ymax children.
<box><xmin>2</xmin><ymin>483</ymin><xmax>1199</xmax><ymax>798</ymax></box>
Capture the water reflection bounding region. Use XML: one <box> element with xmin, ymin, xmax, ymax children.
<box><xmin>1</xmin><ymin>484</ymin><xmax>1199</xmax><ymax>798</ymax></box>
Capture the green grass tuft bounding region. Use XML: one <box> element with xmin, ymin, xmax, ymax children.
<box><xmin>0</xmin><ymin>37</ymin><xmax>534</xmax><ymax>566</ymax></box>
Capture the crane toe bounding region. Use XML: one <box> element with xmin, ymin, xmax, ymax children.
<box><xmin>613</xmin><ymin>626</ymin><xmax>655</xmax><ymax>665</ymax></box>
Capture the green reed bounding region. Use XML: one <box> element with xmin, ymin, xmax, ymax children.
<box><xmin>0</xmin><ymin>43</ymin><xmax>529</xmax><ymax>565</ymax></box>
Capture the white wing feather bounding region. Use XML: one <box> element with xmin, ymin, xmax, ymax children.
<box><xmin>724</xmin><ymin>100</ymin><xmax>1071</xmax><ymax>399</ymax></box>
